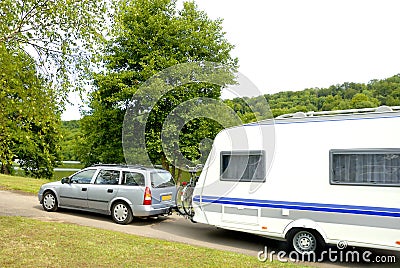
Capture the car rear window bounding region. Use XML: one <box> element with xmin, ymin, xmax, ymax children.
<box><xmin>151</xmin><ymin>172</ymin><xmax>175</xmax><ymax>188</ymax></box>
<box><xmin>122</xmin><ymin>171</ymin><xmax>145</xmax><ymax>186</ymax></box>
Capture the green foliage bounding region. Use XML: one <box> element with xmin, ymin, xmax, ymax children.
<box><xmin>71</xmin><ymin>72</ymin><xmax>400</xmax><ymax>171</ymax></box>
<box><xmin>0</xmin><ymin>0</ymin><xmax>110</xmax><ymax>178</ymax></box>
<box><xmin>80</xmin><ymin>0</ymin><xmax>238</xmax><ymax>179</ymax></box>
<box><xmin>79</xmin><ymin>106</ymin><xmax>126</xmax><ymax>166</ymax></box>
<box><xmin>0</xmin><ymin>45</ymin><xmax>61</xmax><ymax>179</ymax></box>
<box><xmin>60</xmin><ymin>120</ymin><xmax>82</xmax><ymax>161</ymax></box>
<box><xmin>0</xmin><ymin>0</ymin><xmax>110</xmax><ymax>100</ymax></box>
<box><xmin>226</xmin><ymin>74</ymin><xmax>400</xmax><ymax>121</ymax></box>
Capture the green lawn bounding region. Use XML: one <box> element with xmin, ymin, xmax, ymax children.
<box><xmin>0</xmin><ymin>217</ymin><xmax>300</xmax><ymax>268</ymax></box>
<box><xmin>0</xmin><ymin>174</ymin><xmax>55</xmax><ymax>194</ymax></box>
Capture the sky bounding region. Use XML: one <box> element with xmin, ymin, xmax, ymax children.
<box><xmin>62</xmin><ymin>0</ymin><xmax>400</xmax><ymax>120</ymax></box>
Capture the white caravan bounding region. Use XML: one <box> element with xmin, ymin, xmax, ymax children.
<box><xmin>192</xmin><ymin>106</ymin><xmax>400</xmax><ymax>254</ymax></box>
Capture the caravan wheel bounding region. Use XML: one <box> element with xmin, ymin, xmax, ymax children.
<box><xmin>288</xmin><ymin>229</ymin><xmax>324</xmax><ymax>255</ymax></box>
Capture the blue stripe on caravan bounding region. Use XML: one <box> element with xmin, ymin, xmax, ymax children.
<box><xmin>193</xmin><ymin>195</ymin><xmax>400</xmax><ymax>218</ymax></box>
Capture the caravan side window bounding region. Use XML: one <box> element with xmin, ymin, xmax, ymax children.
<box><xmin>330</xmin><ymin>149</ymin><xmax>400</xmax><ymax>186</ymax></box>
<box><xmin>220</xmin><ymin>151</ymin><xmax>265</xmax><ymax>182</ymax></box>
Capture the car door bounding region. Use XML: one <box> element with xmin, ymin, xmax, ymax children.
<box><xmin>58</xmin><ymin>169</ymin><xmax>97</xmax><ymax>209</ymax></box>
<box><xmin>87</xmin><ymin>169</ymin><xmax>120</xmax><ymax>212</ymax></box>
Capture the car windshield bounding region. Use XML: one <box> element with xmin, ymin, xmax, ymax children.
<box><xmin>151</xmin><ymin>172</ymin><xmax>175</xmax><ymax>188</ymax></box>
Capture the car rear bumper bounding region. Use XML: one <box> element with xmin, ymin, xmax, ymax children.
<box><xmin>131</xmin><ymin>204</ymin><xmax>173</xmax><ymax>217</ymax></box>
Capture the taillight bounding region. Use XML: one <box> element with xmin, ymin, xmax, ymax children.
<box><xmin>143</xmin><ymin>187</ymin><xmax>152</xmax><ymax>205</ymax></box>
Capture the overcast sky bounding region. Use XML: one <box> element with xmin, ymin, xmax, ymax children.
<box><xmin>62</xmin><ymin>0</ymin><xmax>400</xmax><ymax>120</ymax></box>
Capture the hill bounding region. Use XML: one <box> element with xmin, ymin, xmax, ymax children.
<box><xmin>225</xmin><ymin>74</ymin><xmax>400</xmax><ymax>122</ymax></box>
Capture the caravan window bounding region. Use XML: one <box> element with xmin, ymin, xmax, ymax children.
<box><xmin>220</xmin><ymin>151</ymin><xmax>265</xmax><ymax>182</ymax></box>
<box><xmin>330</xmin><ymin>149</ymin><xmax>400</xmax><ymax>186</ymax></box>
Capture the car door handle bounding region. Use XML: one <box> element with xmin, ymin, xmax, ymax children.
<box><xmin>82</xmin><ymin>188</ymin><xmax>87</xmax><ymax>191</ymax></box>
<box><xmin>107</xmin><ymin>189</ymin><xmax>113</xmax><ymax>193</ymax></box>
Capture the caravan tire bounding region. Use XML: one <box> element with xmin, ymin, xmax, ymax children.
<box><xmin>287</xmin><ymin>229</ymin><xmax>325</xmax><ymax>255</ymax></box>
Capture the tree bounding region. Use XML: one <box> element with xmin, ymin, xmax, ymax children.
<box><xmin>81</xmin><ymin>0</ymin><xmax>238</xmax><ymax>181</ymax></box>
<box><xmin>227</xmin><ymin>74</ymin><xmax>400</xmax><ymax>120</ymax></box>
<box><xmin>59</xmin><ymin>120</ymin><xmax>82</xmax><ymax>161</ymax></box>
<box><xmin>0</xmin><ymin>0</ymin><xmax>109</xmax><ymax>100</ymax></box>
<box><xmin>351</xmin><ymin>93</ymin><xmax>379</xmax><ymax>109</ymax></box>
<box><xmin>0</xmin><ymin>45</ymin><xmax>61</xmax><ymax>178</ymax></box>
<box><xmin>0</xmin><ymin>0</ymin><xmax>110</xmax><ymax>178</ymax></box>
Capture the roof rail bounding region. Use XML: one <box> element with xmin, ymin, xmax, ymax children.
<box><xmin>276</xmin><ymin>106</ymin><xmax>400</xmax><ymax>119</ymax></box>
<box><xmin>90</xmin><ymin>163</ymin><xmax>167</xmax><ymax>170</ymax></box>
<box><xmin>91</xmin><ymin>163</ymin><xmax>147</xmax><ymax>170</ymax></box>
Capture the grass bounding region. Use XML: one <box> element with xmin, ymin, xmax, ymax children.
<box><xmin>0</xmin><ymin>217</ymin><xmax>300</xmax><ymax>268</ymax></box>
<box><xmin>53</xmin><ymin>170</ymin><xmax>77</xmax><ymax>180</ymax></box>
<box><xmin>0</xmin><ymin>174</ymin><xmax>55</xmax><ymax>194</ymax></box>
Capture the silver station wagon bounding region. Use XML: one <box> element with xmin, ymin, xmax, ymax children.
<box><xmin>38</xmin><ymin>164</ymin><xmax>177</xmax><ymax>224</ymax></box>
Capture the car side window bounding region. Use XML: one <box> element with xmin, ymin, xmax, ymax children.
<box><xmin>122</xmin><ymin>171</ymin><xmax>145</xmax><ymax>186</ymax></box>
<box><xmin>70</xmin><ymin>169</ymin><xmax>96</xmax><ymax>184</ymax></box>
<box><xmin>95</xmin><ymin>170</ymin><xmax>120</xmax><ymax>185</ymax></box>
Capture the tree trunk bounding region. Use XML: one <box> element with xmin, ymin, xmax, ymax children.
<box><xmin>177</xmin><ymin>168</ymin><xmax>183</xmax><ymax>184</ymax></box>
<box><xmin>161</xmin><ymin>154</ymin><xmax>169</xmax><ymax>171</ymax></box>
<box><xmin>1</xmin><ymin>163</ymin><xmax>10</xmax><ymax>175</ymax></box>
<box><xmin>171</xmin><ymin>161</ymin><xmax>176</xmax><ymax>184</ymax></box>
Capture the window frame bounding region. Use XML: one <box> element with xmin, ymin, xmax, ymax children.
<box><xmin>69</xmin><ymin>169</ymin><xmax>96</xmax><ymax>184</ymax></box>
<box><xmin>220</xmin><ymin>150</ymin><xmax>266</xmax><ymax>182</ymax></box>
<box><xmin>94</xmin><ymin>169</ymin><xmax>121</xmax><ymax>185</ymax></box>
<box><xmin>122</xmin><ymin>171</ymin><xmax>145</xmax><ymax>186</ymax></box>
<box><xmin>150</xmin><ymin>171</ymin><xmax>175</xmax><ymax>188</ymax></box>
<box><xmin>329</xmin><ymin>148</ymin><xmax>400</xmax><ymax>187</ymax></box>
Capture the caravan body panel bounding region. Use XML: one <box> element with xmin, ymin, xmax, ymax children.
<box><xmin>193</xmin><ymin>110</ymin><xmax>400</xmax><ymax>251</ymax></box>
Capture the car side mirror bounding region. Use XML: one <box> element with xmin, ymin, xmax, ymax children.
<box><xmin>61</xmin><ymin>177</ymin><xmax>69</xmax><ymax>184</ymax></box>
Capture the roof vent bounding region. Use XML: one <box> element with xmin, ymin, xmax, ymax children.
<box><xmin>375</xmin><ymin>106</ymin><xmax>393</xmax><ymax>113</ymax></box>
<box><xmin>292</xmin><ymin>112</ymin><xmax>306</xmax><ymax>118</ymax></box>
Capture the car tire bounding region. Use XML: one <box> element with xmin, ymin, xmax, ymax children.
<box><xmin>42</xmin><ymin>191</ymin><xmax>58</xmax><ymax>212</ymax></box>
<box><xmin>111</xmin><ymin>201</ymin><xmax>133</xmax><ymax>224</ymax></box>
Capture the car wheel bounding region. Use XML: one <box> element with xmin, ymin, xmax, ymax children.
<box><xmin>111</xmin><ymin>202</ymin><xmax>133</xmax><ymax>224</ymax></box>
<box><xmin>42</xmin><ymin>191</ymin><xmax>58</xmax><ymax>212</ymax></box>
<box><xmin>289</xmin><ymin>229</ymin><xmax>324</xmax><ymax>255</ymax></box>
